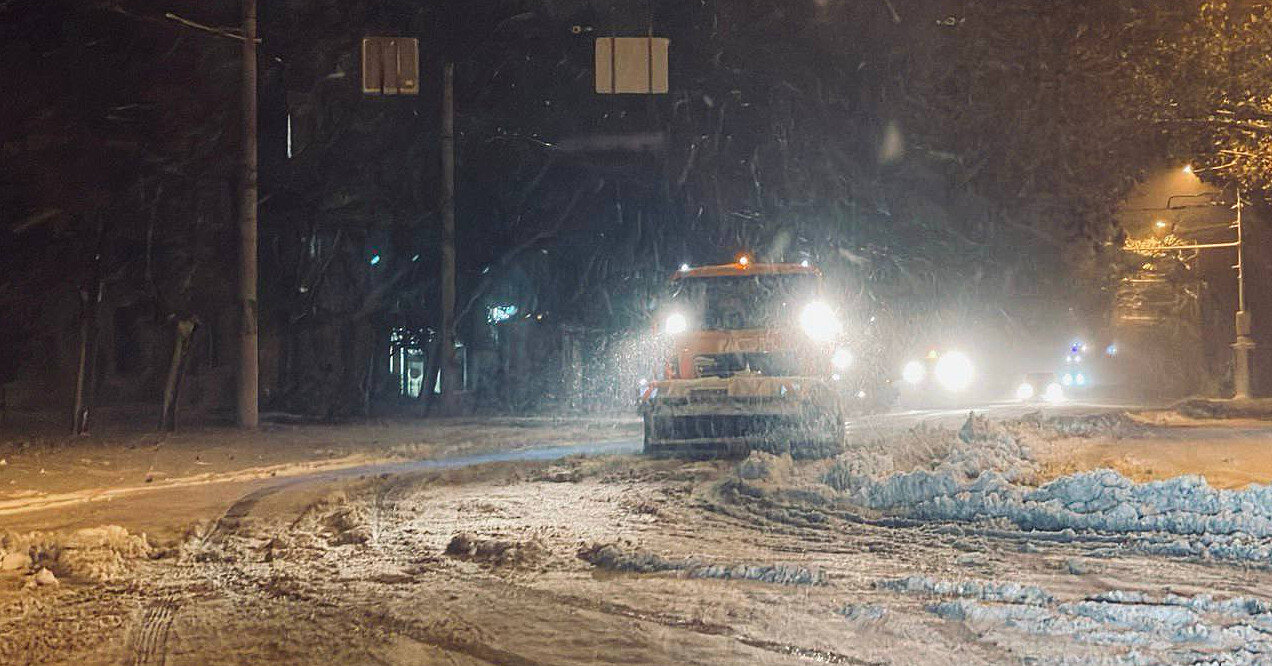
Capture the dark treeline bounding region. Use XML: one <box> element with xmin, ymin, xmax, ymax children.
<box><xmin>3</xmin><ymin>0</ymin><xmax>1271</xmax><ymax>421</ymax></box>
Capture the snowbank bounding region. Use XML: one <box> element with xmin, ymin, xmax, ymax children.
<box><xmin>445</xmin><ymin>533</ymin><xmax>547</xmax><ymax>567</ymax></box>
<box><xmin>877</xmin><ymin>575</ymin><xmax>1053</xmax><ymax>606</ymax></box>
<box><xmin>1174</xmin><ymin>397</ymin><xmax>1272</xmax><ymax>421</ymax></box>
<box><xmin>881</xmin><ymin>576</ymin><xmax>1272</xmax><ymax>665</ymax></box>
<box><xmin>1014</xmin><ymin>411</ymin><xmax>1148</xmax><ymax>438</ymax></box>
<box><xmin>1</xmin><ymin>525</ymin><xmax>151</xmax><ymax>582</ymax></box>
<box><xmin>577</xmin><ymin>542</ymin><xmax>825</xmax><ymax>585</ymax></box>
<box><xmin>825</xmin><ymin>416</ymin><xmax>1272</xmax><ymax>562</ymax></box>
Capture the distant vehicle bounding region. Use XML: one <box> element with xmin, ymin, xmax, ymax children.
<box><xmin>1015</xmin><ymin>338</ymin><xmax>1109</xmax><ymax>403</ymax></box>
<box><xmin>1059</xmin><ymin>339</ymin><xmax>1093</xmax><ymax>395</ymax></box>
<box><xmin>896</xmin><ymin>347</ymin><xmax>977</xmax><ymax>409</ymax></box>
<box><xmin>637</xmin><ymin>257</ymin><xmax>853</xmax><ymax>458</ymax></box>
<box><xmin>1016</xmin><ymin>371</ymin><xmax>1064</xmax><ymax>403</ymax></box>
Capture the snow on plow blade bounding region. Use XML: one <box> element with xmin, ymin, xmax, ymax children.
<box><xmin>639</xmin><ymin>376</ymin><xmax>845</xmax><ymax>459</ymax></box>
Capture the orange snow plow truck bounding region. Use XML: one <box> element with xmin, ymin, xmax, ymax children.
<box><xmin>638</xmin><ymin>258</ymin><xmax>851</xmax><ymax>459</ymax></box>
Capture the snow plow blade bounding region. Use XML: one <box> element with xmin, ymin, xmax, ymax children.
<box><xmin>639</xmin><ymin>376</ymin><xmax>845</xmax><ymax>459</ymax></box>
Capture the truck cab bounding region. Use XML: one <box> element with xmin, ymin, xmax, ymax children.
<box><xmin>638</xmin><ymin>258</ymin><xmax>851</xmax><ymax>458</ymax></box>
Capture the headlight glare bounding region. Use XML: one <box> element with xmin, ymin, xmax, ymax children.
<box><xmin>799</xmin><ymin>301</ymin><xmax>839</xmax><ymax>342</ymax></box>
<box><xmin>665</xmin><ymin>312</ymin><xmax>689</xmax><ymax>336</ymax></box>
<box><xmin>934</xmin><ymin>352</ymin><xmax>974</xmax><ymax>392</ymax></box>
<box><xmin>1044</xmin><ymin>382</ymin><xmax>1065</xmax><ymax>403</ymax></box>
<box><xmin>1016</xmin><ymin>382</ymin><xmax>1035</xmax><ymax>401</ymax></box>
<box><xmin>902</xmin><ymin>360</ymin><xmax>926</xmax><ymax>385</ymax></box>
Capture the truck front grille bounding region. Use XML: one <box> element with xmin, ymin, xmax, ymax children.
<box><xmin>689</xmin><ymin>388</ymin><xmax>728</xmax><ymax>402</ymax></box>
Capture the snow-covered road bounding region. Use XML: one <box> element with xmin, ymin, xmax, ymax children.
<box><xmin>6</xmin><ymin>408</ymin><xmax>1272</xmax><ymax>664</ymax></box>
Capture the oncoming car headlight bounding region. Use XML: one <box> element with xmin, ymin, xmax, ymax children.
<box><xmin>1016</xmin><ymin>382</ymin><xmax>1035</xmax><ymax>401</ymax></box>
<box><xmin>934</xmin><ymin>351</ymin><xmax>974</xmax><ymax>392</ymax></box>
<box><xmin>664</xmin><ymin>312</ymin><xmax>689</xmax><ymax>336</ymax></box>
<box><xmin>1044</xmin><ymin>382</ymin><xmax>1065</xmax><ymax>403</ymax></box>
<box><xmin>799</xmin><ymin>301</ymin><xmax>839</xmax><ymax>342</ymax></box>
<box><xmin>902</xmin><ymin>360</ymin><xmax>926</xmax><ymax>385</ymax></box>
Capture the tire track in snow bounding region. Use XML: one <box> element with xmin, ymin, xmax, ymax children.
<box><xmin>125</xmin><ymin>598</ymin><xmax>178</xmax><ymax>666</ymax></box>
<box><xmin>497</xmin><ymin>578</ymin><xmax>885</xmax><ymax>665</ymax></box>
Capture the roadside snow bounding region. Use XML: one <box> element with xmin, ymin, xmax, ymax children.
<box><xmin>577</xmin><ymin>543</ymin><xmax>826</xmax><ymax>585</ymax></box>
<box><xmin>877</xmin><ymin>575</ymin><xmax>1053</xmax><ymax>605</ymax></box>
<box><xmin>882</xmin><ymin>576</ymin><xmax>1272</xmax><ymax>665</ymax></box>
<box><xmin>837</xmin><ymin>603</ymin><xmax>888</xmax><ymax>623</ymax></box>
<box><xmin>826</xmin><ymin>416</ymin><xmax>1272</xmax><ymax>563</ymax></box>
<box><xmin>1</xmin><ymin>525</ymin><xmax>151</xmax><ymax>582</ymax></box>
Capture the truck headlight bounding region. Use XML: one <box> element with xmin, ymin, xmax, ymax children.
<box><xmin>902</xmin><ymin>360</ymin><xmax>926</xmax><ymax>384</ymax></box>
<box><xmin>799</xmin><ymin>301</ymin><xmax>839</xmax><ymax>342</ymax></box>
<box><xmin>831</xmin><ymin>348</ymin><xmax>853</xmax><ymax>370</ymax></box>
<box><xmin>664</xmin><ymin>312</ymin><xmax>689</xmax><ymax>335</ymax></box>
<box><xmin>934</xmin><ymin>351</ymin><xmax>974</xmax><ymax>392</ymax></box>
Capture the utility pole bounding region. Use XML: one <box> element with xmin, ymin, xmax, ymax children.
<box><xmin>439</xmin><ymin>62</ymin><xmax>459</xmax><ymax>410</ymax></box>
<box><xmin>1233</xmin><ymin>189</ymin><xmax>1255</xmax><ymax>399</ymax></box>
<box><xmin>72</xmin><ymin>217</ymin><xmax>107</xmax><ymax>435</ymax></box>
<box><xmin>237</xmin><ymin>0</ymin><xmax>260</xmax><ymax>427</ymax></box>
<box><xmin>1228</xmin><ymin>0</ymin><xmax>1253</xmax><ymax>399</ymax></box>
<box><xmin>1157</xmin><ymin>188</ymin><xmax>1255</xmax><ymax>399</ymax></box>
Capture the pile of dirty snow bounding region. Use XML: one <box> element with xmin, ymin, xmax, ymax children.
<box><xmin>289</xmin><ymin>489</ymin><xmax>373</xmax><ymax>546</ymax></box>
<box><xmin>877</xmin><ymin>575</ymin><xmax>1053</xmax><ymax>605</ymax></box>
<box><xmin>1173</xmin><ymin>397</ymin><xmax>1272</xmax><ymax>421</ymax></box>
<box><xmin>445</xmin><ymin>533</ymin><xmax>547</xmax><ymax>567</ymax></box>
<box><xmin>825</xmin><ymin>415</ymin><xmax>1037</xmax><ymax>509</ymax></box>
<box><xmin>1012</xmin><ymin>411</ymin><xmax>1147</xmax><ymax>439</ymax></box>
<box><xmin>737</xmin><ymin>451</ymin><xmax>796</xmax><ymax>483</ymax></box>
<box><xmin>577</xmin><ymin>542</ymin><xmax>825</xmax><ymax>585</ymax></box>
<box><xmin>833</xmin><ymin>422</ymin><xmax>966</xmax><ymax>479</ymax></box>
<box><xmin>880</xmin><ymin>576</ymin><xmax>1272</xmax><ymax>664</ymax></box>
<box><xmin>824</xmin><ymin>415</ymin><xmax>1272</xmax><ymax>563</ymax></box>
<box><xmin>829</xmin><ymin>455</ymin><xmax>1272</xmax><ymax>544</ymax></box>
<box><xmin>1</xmin><ymin>526</ymin><xmax>152</xmax><ymax>582</ymax></box>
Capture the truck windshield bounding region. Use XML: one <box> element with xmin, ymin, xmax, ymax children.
<box><xmin>672</xmin><ymin>273</ymin><xmax>818</xmax><ymax>330</ymax></box>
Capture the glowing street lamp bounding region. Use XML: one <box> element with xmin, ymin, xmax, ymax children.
<box><xmin>1128</xmin><ymin>189</ymin><xmax>1254</xmax><ymax>398</ymax></box>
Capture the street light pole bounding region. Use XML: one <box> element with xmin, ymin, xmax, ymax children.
<box><xmin>1233</xmin><ymin>189</ymin><xmax>1255</xmax><ymax>399</ymax></box>
<box><xmin>1143</xmin><ymin>187</ymin><xmax>1255</xmax><ymax>399</ymax></box>
<box><xmin>438</xmin><ymin>62</ymin><xmax>459</xmax><ymax>410</ymax></box>
<box><xmin>237</xmin><ymin>0</ymin><xmax>260</xmax><ymax>427</ymax></box>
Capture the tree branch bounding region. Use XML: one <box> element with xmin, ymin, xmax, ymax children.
<box><xmin>1153</xmin><ymin>116</ymin><xmax>1272</xmax><ymax>134</ymax></box>
<box><xmin>455</xmin><ymin>184</ymin><xmax>588</xmax><ymax>325</ymax></box>
<box><xmin>164</xmin><ymin>13</ymin><xmax>255</xmax><ymax>43</ymax></box>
